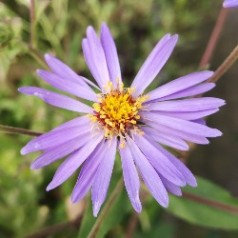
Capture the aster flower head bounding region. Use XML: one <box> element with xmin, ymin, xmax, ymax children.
<box><xmin>19</xmin><ymin>23</ymin><xmax>225</xmax><ymax>217</ymax></box>
<box><xmin>223</xmin><ymin>0</ymin><xmax>238</xmax><ymax>8</ymax></box>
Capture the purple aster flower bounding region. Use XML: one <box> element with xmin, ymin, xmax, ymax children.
<box><xmin>223</xmin><ymin>0</ymin><xmax>238</xmax><ymax>7</ymax></box>
<box><xmin>19</xmin><ymin>23</ymin><xmax>225</xmax><ymax>217</ymax></box>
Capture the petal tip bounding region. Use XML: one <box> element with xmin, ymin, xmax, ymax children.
<box><xmin>71</xmin><ymin>194</ymin><xmax>77</xmax><ymax>204</ymax></box>
<box><xmin>18</xmin><ymin>87</ymin><xmax>25</xmax><ymax>93</ymax></box>
<box><xmin>207</xmin><ymin>128</ymin><xmax>222</xmax><ymax>138</ymax></box>
<box><xmin>187</xmin><ymin>176</ymin><xmax>198</xmax><ymax>187</ymax></box>
<box><xmin>93</xmin><ymin>202</ymin><xmax>101</xmax><ymax>217</ymax></box>
<box><xmin>30</xmin><ymin>162</ymin><xmax>38</xmax><ymax>170</ymax></box>
<box><xmin>214</xmin><ymin>129</ymin><xmax>222</xmax><ymax>137</ymax></box>
<box><xmin>18</xmin><ymin>87</ymin><xmax>33</xmax><ymax>95</ymax></box>
<box><xmin>86</xmin><ymin>25</ymin><xmax>95</xmax><ymax>36</ymax></box>
<box><xmin>205</xmin><ymin>70</ymin><xmax>214</xmax><ymax>74</ymax></box>
<box><xmin>101</xmin><ymin>22</ymin><xmax>108</xmax><ymax>29</ymax></box>
<box><xmin>161</xmin><ymin>199</ymin><xmax>169</xmax><ymax>208</ymax></box>
<box><xmin>44</xmin><ymin>53</ymin><xmax>53</xmax><ymax>61</ymax></box>
<box><xmin>134</xmin><ymin>202</ymin><xmax>142</xmax><ymax>213</ymax></box>
<box><xmin>82</xmin><ymin>38</ymin><xmax>88</xmax><ymax>47</ymax></box>
<box><xmin>36</xmin><ymin>69</ymin><xmax>43</xmax><ymax>75</ymax></box>
<box><xmin>192</xmin><ymin>181</ymin><xmax>198</xmax><ymax>187</ymax></box>
<box><xmin>221</xmin><ymin>99</ymin><xmax>226</xmax><ymax>106</ymax></box>
<box><xmin>46</xmin><ymin>183</ymin><xmax>53</xmax><ymax>192</ymax></box>
<box><xmin>131</xmin><ymin>196</ymin><xmax>142</xmax><ymax>213</ymax></box>
<box><xmin>159</xmin><ymin>194</ymin><xmax>169</xmax><ymax>208</ymax></box>
<box><xmin>172</xmin><ymin>34</ymin><xmax>179</xmax><ymax>41</ymax></box>
<box><xmin>71</xmin><ymin>189</ymin><xmax>80</xmax><ymax>204</ymax></box>
<box><xmin>20</xmin><ymin>147</ymin><xmax>28</xmax><ymax>155</ymax></box>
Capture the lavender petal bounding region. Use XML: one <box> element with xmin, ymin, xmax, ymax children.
<box><xmin>157</xmin><ymin>144</ymin><xmax>197</xmax><ymax>187</ymax></box>
<box><xmin>18</xmin><ymin>87</ymin><xmax>93</xmax><ymax>113</ymax></box>
<box><xmin>132</xmin><ymin>133</ymin><xmax>186</xmax><ymax>186</ymax></box>
<box><xmin>31</xmin><ymin>133</ymin><xmax>91</xmax><ymax>169</ymax></box>
<box><xmin>37</xmin><ymin>70</ymin><xmax>97</xmax><ymax>101</ymax></box>
<box><xmin>46</xmin><ymin>133</ymin><xmax>103</xmax><ymax>191</ymax></box>
<box><xmin>71</xmin><ymin>141</ymin><xmax>106</xmax><ymax>203</ymax></box>
<box><xmin>161</xmin><ymin>176</ymin><xmax>182</xmax><ymax>196</ymax></box>
<box><xmin>92</xmin><ymin>137</ymin><xmax>117</xmax><ymax>217</ymax></box>
<box><xmin>126</xmin><ymin>136</ymin><xmax>169</xmax><ymax>207</ymax></box>
<box><xmin>145</xmin><ymin>109</ymin><xmax>219</xmax><ymax>120</ymax></box>
<box><xmin>142</xmin><ymin>127</ymin><xmax>189</xmax><ymax>151</ymax></box>
<box><xmin>141</xmin><ymin>112</ymin><xmax>222</xmax><ymax>138</ymax></box>
<box><xmin>144</xmin><ymin>121</ymin><xmax>209</xmax><ymax>144</ymax></box>
<box><xmin>146</xmin><ymin>97</ymin><xmax>225</xmax><ymax>112</ymax></box>
<box><xmin>146</xmin><ymin>71</ymin><xmax>214</xmax><ymax>102</ymax></box>
<box><xmin>100</xmin><ymin>23</ymin><xmax>122</xmax><ymax>86</ymax></box>
<box><xmin>119</xmin><ymin>144</ymin><xmax>142</xmax><ymax>213</ymax></box>
<box><xmin>192</xmin><ymin>119</ymin><xmax>206</xmax><ymax>125</ymax></box>
<box><xmin>21</xmin><ymin>124</ymin><xmax>90</xmax><ymax>155</ymax></box>
<box><xmin>223</xmin><ymin>0</ymin><xmax>238</xmax><ymax>8</ymax></box>
<box><xmin>51</xmin><ymin>116</ymin><xmax>90</xmax><ymax>132</ymax></box>
<box><xmin>131</xmin><ymin>34</ymin><xmax>178</xmax><ymax>96</ymax></box>
<box><xmin>83</xmin><ymin>26</ymin><xmax>110</xmax><ymax>89</ymax></box>
<box><xmin>44</xmin><ymin>54</ymin><xmax>92</xmax><ymax>88</ymax></box>
<box><xmin>153</xmin><ymin>83</ymin><xmax>215</xmax><ymax>102</ymax></box>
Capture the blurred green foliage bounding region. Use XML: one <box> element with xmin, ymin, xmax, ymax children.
<box><xmin>1</xmin><ymin>0</ymin><xmax>238</xmax><ymax>238</ymax></box>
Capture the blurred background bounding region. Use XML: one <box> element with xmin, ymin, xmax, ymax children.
<box><xmin>0</xmin><ymin>0</ymin><xmax>238</xmax><ymax>237</ymax></box>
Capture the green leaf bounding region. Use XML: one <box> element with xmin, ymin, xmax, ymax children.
<box><xmin>167</xmin><ymin>176</ymin><xmax>238</xmax><ymax>230</ymax></box>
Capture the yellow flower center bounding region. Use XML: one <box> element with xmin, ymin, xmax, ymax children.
<box><xmin>90</xmin><ymin>85</ymin><xmax>147</xmax><ymax>140</ymax></box>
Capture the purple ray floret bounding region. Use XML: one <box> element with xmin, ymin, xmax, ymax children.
<box><xmin>223</xmin><ymin>0</ymin><xmax>238</xmax><ymax>7</ymax></box>
<box><xmin>19</xmin><ymin>23</ymin><xmax>225</xmax><ymax>217</ymax></box>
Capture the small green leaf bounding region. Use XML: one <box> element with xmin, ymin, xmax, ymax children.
<box><xmin>167</xmin><ymin>176</ymin><xmax>238</xmax><ymax>230</ymax></box>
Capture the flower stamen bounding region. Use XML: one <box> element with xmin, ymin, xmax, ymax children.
<box><xmin>90</xmin><ymin>85</ymin><xmax>147</xmax><ymax>138</ymax></box>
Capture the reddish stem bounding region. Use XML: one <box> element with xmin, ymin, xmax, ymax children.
<box><xmin>183</xmin><ymin>192</ymin><xmax>238</xmax><ymax>215</ymax></box>
<box><xmin>125</xmin><ymin>214</ymin><xmax>139</xmax><ymax>238</ymax></box>
<box><xmin>0</xmin><ymin>124</ymin><xmax>42</xmax><ymax>137</ymax></box>
<box><xmin>29</xmin><ymin>0</ymin><xmax>36</xmax><ymax>48</ymax></box>
<box><xmin>199</xmin><ymin>8</ymin><xmax>228</xmax><ymax>68</ymax></box>
<box><xmin>26</xmin><ymin>215</ymin><xmax>83</xmax><ymax>238</ymax></box>
<box><xmin>209</xmin><ymin>44</ymin><xmax>238</xmax><ymax>83</ymax></box>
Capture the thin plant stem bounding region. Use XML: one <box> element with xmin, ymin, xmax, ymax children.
<box><xmin>28</xmin><ymin>0</ymin><xmax>49</xmax><ymax>69</ymax></box>
<box><xmin>199</xmin><ymin>8</ymin><xmax>228</xmax><ymax>68</ymax></box>
<box><xmin>26</xmin><ymin>214</ymin><xmax>83</xmax><ymax>238</ymax></box>
<box><xmin>0</xmin><ymin>124</ymin><xmax>42</xmax><ymax>137</ymax></box>
<box><xmin>125</xmin><ymin>213</ymin><xmax>139</xmax><ymax>238</ymax></box>
<box><xmin>29</xmin><ymin>0</ymin><xmax>36</xmax><ymax>49</ymax></box>
<box><xmin>183</xmin><ymin>192</ymin><xmax>238</xmax><ymax>215</ymax></box>
<box><xmin>183</xmin><ymin>44</ymin><xmax>238</xmax><ymax>162</ymax></box>
<box><xmin>209</xmin><ymin>44</ymin><xmax>238</xmax><ymax>83</ymax></box>
<box><xmin>87</xmin><ymin>179</ymin><xmax>124</xmax><ymax>238</ymax></box>
<box><xmin>28</xmin><ymin>46</ymin><xmax>49</xmax><ymax>69</ymax></box>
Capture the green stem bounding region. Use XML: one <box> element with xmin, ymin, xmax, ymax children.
<box><xmin>0</xmin><ymin>124</ymin><xmax>42</xmax><ymax>137</ymax></box>
<box><xmin>209</xmin><ymin>44</ymin><xmax>238</xmax><ymax>83</ymax></box>
<box><xmin>87</xmin><ymin>179</ymin><xmax>123</xmax><ymax>238</ymax></box>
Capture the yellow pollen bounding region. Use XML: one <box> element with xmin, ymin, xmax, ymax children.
<box><xmin>90</xmin><ymin>86</ymin><xmax>147</xmax><ymax>137</ymax></box>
